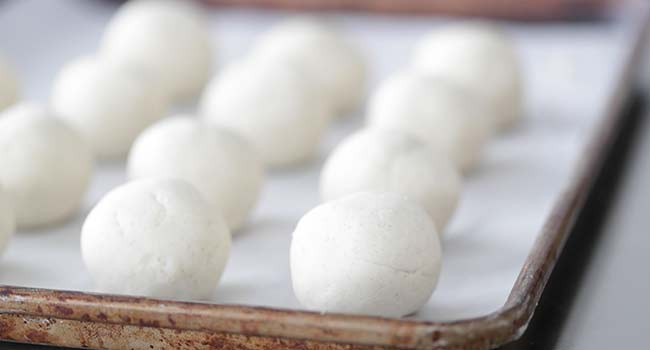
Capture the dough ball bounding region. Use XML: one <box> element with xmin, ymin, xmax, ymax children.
<box><xmin>0</xmin><ymin>185</ymin><xmax>15</xmax><ymax>254</ymax></box>
<box><xmin>0</xmin><ymin>103</ymin><xmax>93</xmax><ymax>229</ymax></box>
<box><xmin>51</xmin><ymin>56</ymin><xmax>168</xmax><ymax>158</ymax></box>
<box><xmin>412</xmin><ymin>23</ymin><xmax>523</xmax><ymax>130</ymax></box>
<box><xmin>252</xmin><ymin>17</ymin><xmax>366</xmax><ymax>114</ymax></box>
<box><xmin>320</xmin><ymin>129</ymin><xmax>461</xmax><ymax>231</ymax></box>
<box><xmin>101</xmin><ymin>0</ymin><xmax>213</xmax><ymax>102</ymax></box>
<box><xmin>291</xmin><ymin>192</ymin><xmax>441</xmax><ymax>318</ymax></box>
<box><xmin>200</xmin><ymin>60</ymin><xmax>331</xmax><ymax>167</ymax></box>
<box><xmin>367</xmin><ymin>70</ymin><xmax>491</xmax><ymax>172</ymax></box>
<box><xmin>81</xmin><ymin>178</ymin><xmax>231</xmax><ymax>300</ymax></box>
<box><xmin>128</xmin><ymin>116</ymin><xmax>264</xmax><ymax>232</ymax></box>
<box><xmin>0</xmin><ymin>55</ymin><xmax>19</xmax><ymax>112</ymax></box>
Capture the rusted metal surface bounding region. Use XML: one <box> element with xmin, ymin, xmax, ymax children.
<box><xmin>203</xmin><ymin>0</ymin><xmax>612</xmax><ymax>20</ymax></box>
<box><xmin>0</xmin><ymin>288</ymin><xmax>531</xmax><ymax>350</ymax></box>
<box><xmin>0</xmin><ymin>314</ymin><xmax>396</xmax><ymax>350</ymax></box>
<box><xmin>0</xmin><ymin>6</ymin><xmax>648</xmax><ymax>350</ymax></box>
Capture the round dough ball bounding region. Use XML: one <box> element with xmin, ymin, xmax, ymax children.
<box><xmin>320</xmin><ymin>129</ymin><xmax>461</xmax><ymax>231</ymax></box>
<box><xmin>81</xmin><ymin>178</ymin><xmax>231</xmax><ymax>300</ymax></box>
<box><xmin>0</xmin><ymin>103</ymin><xmax>93</xmax><ymax>229</ymax></box>
<box><xmin>291</xmin><ymin>192</ymin><xmax>441</xmax><ymax>318</ymax></box>
<box><xmin>101</xmin><ymin>0</ymin><xmax>213</xmax><ymax>102</ymax></box>
<box><xmin>367</xmin><ymin>70</ymin><xmax>491</xmax><ymax>172</ymax></box>
<box><xmin>51</xmin><ymin>56</ymin><xmax>168</xmax><ymax>158</ymax></box>
<box><xmin>412</xmin><ymin>23</ymin><xmax>523</xmax><ymax>130</ymax></box>
<box><xmin>128</xmin><ymin>116</ymin><xmax>265</xmax><ymax>232</ymax></box>
<box><xmin>200</xmin><ymin>60</ymin><xmax>330</xmax><ymax>167</ymax></box>
<box><xmin>0</xmin><ymin>55</ymin><xmax>19</xmax><ymax>112</ymax></box>
<box><xmin>0</xmin><ymin>185</ymin><xmax>15</xmax><ymax>254</ymax></box>
<box><xmin>252</xmin><ymin>17</ymin><xmax>366</xmax><ymax>114</ymax></box>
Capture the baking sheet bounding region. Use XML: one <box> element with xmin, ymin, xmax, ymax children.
<box><xmin>0</xmin><ymin>0</ymin><xmax>635</xmax><ymax>322</ymax></box>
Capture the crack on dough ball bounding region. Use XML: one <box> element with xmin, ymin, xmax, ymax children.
<box><xmin>128</xmin><ymin>116</ymin><xmax>265</xmax><ymax>232</ymax></box>
<box><xmin>412</xmin><ymin>23</ymin><xmax>523</xmax><ymax>130</ymax></box>
<box><xmin>51</xmin><ymin>56</ymin><xmax>169</xmax><ymax>159</ymax></box>
<box><xmin>367</xmin><ymin>70</ymin><xmax>492</xmax><ymax>172</ymax></box>
<box><xmin>200</xmin><ymin>59</ymin><xmax>331</xmax><ymax>167</ymax></box>
<box><xmin>0</xmin><ymin>103</ymin><xmax>93</xmax><ymax>229</ymax></box>
<box><xmin>291</xmin><ymin>192</ymin><xmax>442</xmax><ymax>318</ymax></box>
<box><xmin>81</xmin><ymin>178</ymin><xmax>231</xmax><ymax>300</ymax></box>
<box><xmin>101</xmin><ymin>0</ymin><xmax>213</xmax><ymax>102</ymax></box>
<box><xmin>251</xmin><ymin>17</ymin><xmax>366</xmax><ymax>115</ymax></box>
<box><xmin>320</xmin><ymin>128</ymin><xmax>461</xmax><ymax>231</ymax></box>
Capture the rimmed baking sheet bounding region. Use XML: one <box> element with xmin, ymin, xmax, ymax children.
<box><xmin>0</xmin><ymin>0</ymin><xmax>639</xmax><ymax>323</ymax></box>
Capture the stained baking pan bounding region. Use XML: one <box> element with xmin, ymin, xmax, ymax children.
<box><xmin>0</xmin><ymin>2</ymin><xmax>648</xmax><ymax>350</ymax></box>
<box><xmin>204</xmin><ymin>0</ymin><xmax>612</xmax><ymax>20</ymax></box>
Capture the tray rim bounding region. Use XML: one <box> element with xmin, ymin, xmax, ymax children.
<box><xmin>0</xmin><ymin>7</ymin><xmax>648</xmax><ymax>350</ymax></box>
<box><xmin>203</xmin><ymin>0</ymin><xmax>612</xmax><ymax>21</ymax></box>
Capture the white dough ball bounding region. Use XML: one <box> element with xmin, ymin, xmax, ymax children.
<box><xmin>0</xmin><ymin>55</ymin><xmax>19</xmax><ymax>112</ymax></box>
<box><xmin>0</xmin><ymin>103</ymin><xmax>93</xmax><ymax>229</ymax></box>
<box><xmin>252</xmin><ymin>18</ymin><xmax>366</xmax><ymax>114</ymax></box>
<box><xmin>0</xmin><ymin>185</ymin><xmax>15</xmax><ymax>254</ymax></box>
<box><xmin>101</xmin><ymin>0</ymin><xmax>213</xmax><ymax>102</ymax></box>
<box><xmin>128</xmin><ymin>117</ymin><xmax>264</xmax><ymax>232</ymax></box>
<box><xmin>200</xmin><ymin>60</ymin><xmax>330</xmax><ymax>167</ymax></box>
<box><xmin>291</xmin><ymin>192</ymin><xmax>441</xmax><ymax>318</ymax></box>
<box><xmin>412</xmin><ymin>23</ymin><xmax>523</xmax><ymax>130</ymax></box>
<box><xmin>81</xmin><ymin>178</ymin><xmax>231</xmax><ymax>300</ymax></box>
<box><xmin>367</xmin><ymin>71</ymin><xmax>491</xmax><ymax>172</ymax></box>
<box><xmin>51</xmin><ymin>56</ymin><xmax>168</xmax><ymax>158</ymax></box>
<box><xmin>320</xmin><ymin>129</ymin><xmax>461</xmax><ymax>231</ymax></box>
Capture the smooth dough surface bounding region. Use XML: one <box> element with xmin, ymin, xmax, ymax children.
<box><xmin>367</xmin><ymin>70</ymin><xmax>492</xmax><ymax>172</ymax></box>
<box><xmin>51</xmin><ymin>56</ymin><xmax>168</xmax><ymax>158</ymax></box>
<box><xmin>291</xmin><ymin>192</ymin><xmax>442</xmax><ymax>318</ymax></box>
<box><xmin>0</xmin><ymin>55</ymin><xmax>19</xmax><ymax>112</ymax></box>
<box><xmin>200</xmin><ymin>59</ymin><xmax>330</xmax><ymax>167</ymax></box>
<box><xmin>101</xmin><ymin>0</ymin><xmax>213</xmax><ymax>102</ymax></box>
<box><xmin>320</xmin><ymin>128</ymin><xmax>461</xmax><ymax>231</ymax></box>
<box><xmin>128</xmin><ymin>116</ymin><xmax>265</xmax><ymax>232</ymax></box>
<box><xmin>0</xmin><ymin>103</ymin><xmax>93</xmax><ymax>229</ymax></box>
<box><xmin>0</xmin><ymin>185</ymin><xmax>15</xmax><ymax>254</ymax></box>
<box><xmin>81</xmin><ymin>178</ymin><xmax>231</xmax><ymax>300</ymax></box>
<box><xmin>412</xmin><ymin>23</ymin><xmax>523</xmax><ymax>130</ymax></box>
<box><xmin>252</xmin><ymin>17</ymin><xmax>366</xmax><ymax>114</ymax></box>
